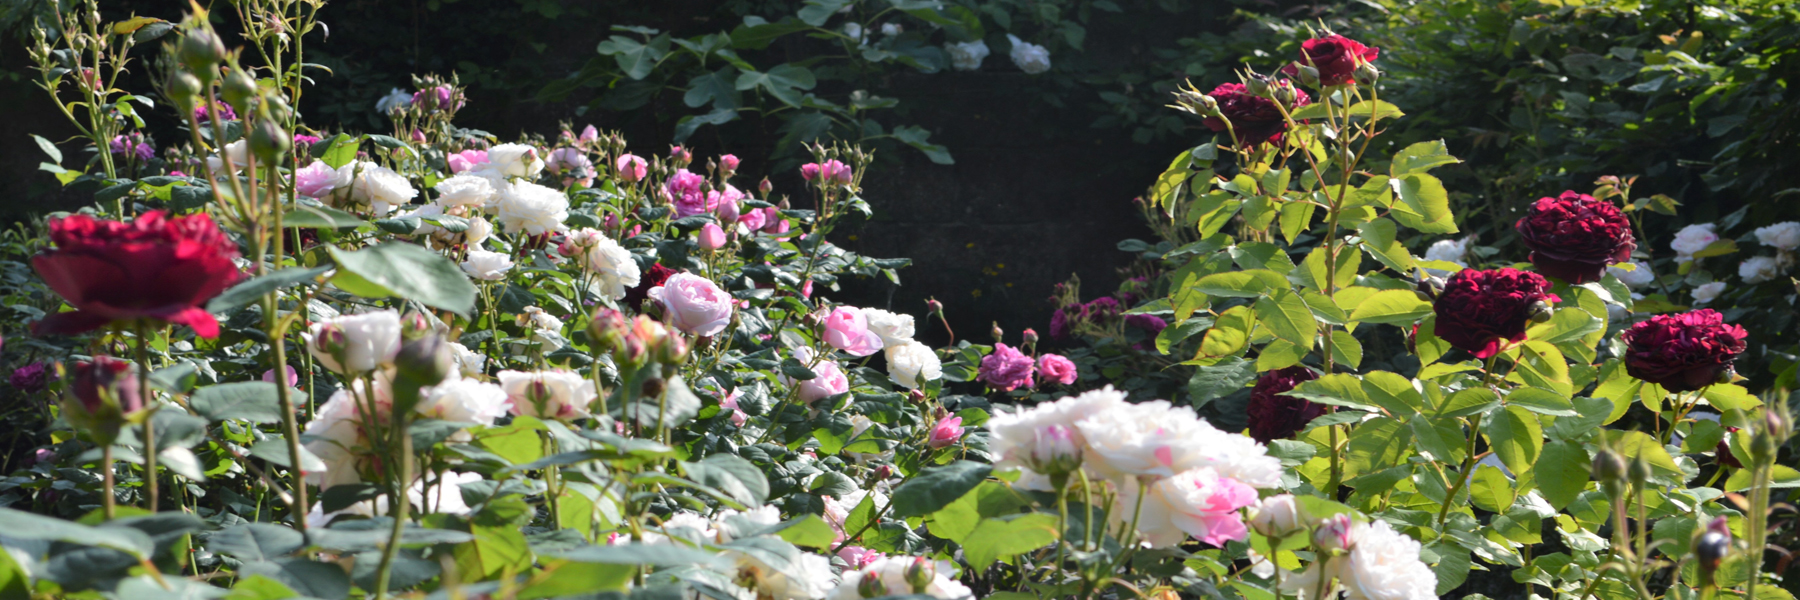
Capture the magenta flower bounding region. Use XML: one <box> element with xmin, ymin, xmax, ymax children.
<box><xmin>979</xmin><ymin>343</ymin><xmax>1035</xmax><ymax>391</ymax></box>
<box><xmin>928</xmin><ymin>415</ymin><xmax>965</xmax><ymax>449</ymax></box>
<box><xmin>1036</xmin><ymin>354</ymin><xmax>1078</xmax><ymax>386</ymax></box>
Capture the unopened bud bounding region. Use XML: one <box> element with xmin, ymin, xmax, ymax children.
<box><xmin>1627</xmin><ymin>454</ymin><xmax>1652</xmax><ymax>485</ymax></box>
<box><xmin>179</xmin><ymin>30</ymin><xmax>226</xmax><ymax>79</ymax></box>
<box><xmin>166</xmin><ymin>71</ymin><xmax>202</xmax><ymax>108</ymax></box>
<box><xmin>903</xmin><ymin>557</ymin><xmax>935</xmax><ymax>593</ymax></box>
<box><xmin>588</xmin><ymin>308</ymin><xmax>629</xmax><ymax>354</ymax></box>
<box><xmin>641</xmin><ymin>377</ymin><xmax>666</xmax><ymax>399</ymax></box>
<box><xmin>221</xmin><ymin>69</ymin><xmax>258</xmax><ymax>114</ymax></box>
<box><xmin>874</xmin><ymin>464</ymin><xmax>894</xmax><ymax>480</ymax></box>
<box><xmin>1244</xmin><ymin>76</ymin><xmax>1271</xmax><ymax>96</ymax></box>
<box><xmin>394</xmin><ymin>335</ymin><xmax>453</xmax><ymax>387</ymax></box>
<box><xmin>400</xmin><ymin>312</ymin><xmax>434</xmax><ymax>340</ymax></box>
<box><xmin>926</xmin><ymin>298</ymin><xmax>943</xmax><ymax>313</ymax></box>
<box><xmin>658</xmin><ymin>334</ymin><xmax>689</xmax><ymax>365</ymax></box>
<box><xmin>759</xmin><ymin>178</ymin><xmax>773</xmax><ymax>195</ymax></box>
<box><xmin>906</xmin><ymin>389</ymin><xmax>926</xmax><ymax>403</ymax></box>
<box><xmin>1272</xmin><ymin>82</ymin><xmax>1298</xmax><ymax>107</ymax></box>
<box><xmin>1354</xmin><ymin>62</ymin><xmax>1381</xmax><ymax>83</ymax></box>
<box><xmin>248</xmin><ymin>118</ymin><xmax>291</xmax><ymax>163</ymax></box>
<box><xmin>856</xmin><ymin>571</ymin><xmax>885</xmax><ymax>598</ymax></box>
<box><xmin>1592</xmin><ymin>449</ymin><xmax>1627</xmax><ymax>483</ymax></box>
<box><xmin>991</xmin><ymin>322</ymin><xmax>1004</xmax><ymax>342</ymax></box>
<box><xmin>1529</xmin><ymin>300</ymin><xmax>1554</xmax><ymax>323</ymax></box>
<box><xmin>1294</xmin><ymin>64</ymin><xmax>1321</xmax><ymax>87</ymax></box>
<box><xmin>1312</xmin><ymin>514</ymin><xmax>1354</xmax><ymax>553</ymax></box>
<box><xmin>1022</xmin><ymin>328</ymin><xmax>1039</xmax><ymax>345</ymax></box>
<box><xmin>1695</xmin><ymin>516</ymin><xmax>1730</xmax><ymax>572</ymax></box>
<box><xmin>314</xmin><ymin>324</ymin><xmax>350</xmax><ymax>358</ymax></box>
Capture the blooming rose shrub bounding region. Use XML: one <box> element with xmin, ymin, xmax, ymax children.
<box><xmin>0</xmin><ymin>6</ymin><xmax>1794</xmax><ymax>600</ymax></box>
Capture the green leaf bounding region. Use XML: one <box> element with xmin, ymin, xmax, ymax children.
<box><xmin>1342</xmin><ymin>99</ymin><xmax>1405</xmax><ymax>122</ymax></box>
<box><xmin>0</xmin><ymin>507</ymin><xmax>152</xmax><ymax>558</ymax></box>
<box><xmin>1325</xmin><ymin>330</ymin><xmax>1362</xmax><ymax>370</ymax></box>
<box><xmin>798</xmin><ymin>0</ymin><xmax>852</xmax><ymax>25</ymax></box>
<box><xmin>1389</xmin><ymin>174</ymin><xmax>1457</xmax><ymax>234</ymax></box>
<box><xmin>892</xmin><ymin>125</ymin><xmax>954</xmax><ymax>165</ymax></box>
<box><xmin>1346</xmin><ymin>289</ymin><xmax>1433</xmax><ymax>324</ymax></box>
<box><xmin>1253</xmin><ymin>289</ymin><xmax>1314</xmax><ymax>348</ymax></box>
<box><xmin>889</xmin><ymin>461</ymin><xmax>991</xmax><ymax>518</ymax></box>
<box><xmin>283</xmin><ymin>205</ymin><xmax>365</xmax><ymax>229</ymax></box>
<box><xmin>1724</xmin><ymin>464</ymin><xmax>1800</xmax><ymax>492</ymax></box>
<box><xmin>1279</xmin><ymin>201</ymin><xmax>1317</xmax><ymax>245</ymax></box>
<box><xmin>1188</xmin><ymin>358</ymin><xmax>1257</xmax><ymax>407</ymax></box>
<box><xmin>681</xmin><ymin>454</ymin><xmax>769</xmax><ymax>507</ymax></box>
<box><xmin>735</xmin><ymin>64</ymin><xmax>817</xmax><ymax>107</ymax></box>
<box><xmin>547</xmin><ymin>543</ymin><xmax>730</xmax><ymax>568</ymax></box>
<box><xmin>1505</xmin><ymin>387</ymin><xmax>1578</xmax><ymax>417</ymax></box>
<box><xmin>1286</xmin><ymin>374</ymin><xmax>1378</xmax><ymax>411</ymax></box>
<box><xmin>30</xmin><ymin>134</ymin><xmax>62</xmax><ymax>163</ymax></box>
<box><xmin>1390</xmin><ymin>140</ymin><xmax>1460</xmax><ymax>176</ymax></box>
<box><xmin>1345</xmin><ymin>417</ymin><xmax>1409</xmax><ymax>478</ymax></box>
<box><xmin>207</xmin><ymin>265</ymin><xmax>332</xmax><ymax>312</ymax></box>
<box><xmin>210</xmin><ymin>523</ymin><xmax>306</xmax><ymax>563</ymax></box>
<box><xmin>1468</xmin><ymin>465</ymin><xmax>1515</xmax><ymax>513</ymax></box>
<box><xmin>1536</xmin><ymin>440</ymin><xmax>1590</xmax><ymax>511</ymax></box>
<box><xmin>925</xmin><ymin>491</ymin><xmax>980</xmax><ymax>544</ymax></box>
<box><xmin>1602</xmin><ymin>430</ymin><xmax>1684</xmax><ymax>486</ymax></box>
<box><xmin>190</xmin><ymin>382</ymin><xmax>291</xmax><ymax>423</ymax></box>
<box><xmin>314</xmin><ymin>134</ymin><xmax>360</xmax><ymax>168</ymax></box>
<box><xmin>960</xmin><ymin>513</ymin><xmax>1058</xmax><ymax>570</ymax></box>
<box><xmin>1484</xmin><ymin>406</ymin><xmax>1543</xmax><ymax>478</ymax></box>
<box><xmin>598</xmin><ymin>34</ymin><xmax>672</xmax><ymax>80</ymax></box>
<box><xmin>329</xmin><ymin>242</ymin><xmax>478</xmax><ymax>315</ymax></box>
<box><xmin>1192</xmin><ymin>269</ymin><xmax>1290</xmax><ymax>298</ymax></box>
<box><xmin>1196</xmin><ymin>305</ymin><xmax>1253</xmax><ymax>359</ymax></box>
<box><xmin>1149</xmin><ymin>150</ymin><xmax>1194</xmax><ymax>209</ymax></box>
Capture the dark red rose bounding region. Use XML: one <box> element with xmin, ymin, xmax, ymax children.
<box><xmin>70</xmin><ymin>356</ymin><xmax>141</xmax><ymax>414</ymax></box>
<box><xmin>1516</xmin><ymin>191</ymin><xmax>1635</xmax><ymax>284</ymax></box>
<box><xmin>1202</xmin><ymin>82</ymin><xmax>1311</xmax><ymax>147</ymax></box>
<box><xmin>32</xmin><ymin>211</ymin><xmax>241</xmax><ymax>339</ymax></box>
<box><xmin>1247</xmin><ymin>366</ymin><xmax>1323</xmax><ymax>444</ymax></box>
<box><xmin>1282</xmin><ymin>35</ymin><xmax>1380</xmax><ymax>87</ymax></box>
<box><xmin>1432</xmin><ymin>268</ymin><xmax>1559</xmax><ymax>359</ymax></box>
<box><xmin>1621</xmin><ymin>309</ymin><xmax>1747</xmax><ymax>392</ymax></box>
<box><xmin>624</xmin><ymin>262</ymin><xmax>675</xmax><ymax>310</ymax></box>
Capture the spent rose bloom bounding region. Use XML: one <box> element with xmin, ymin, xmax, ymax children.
<box><xmin>31</xmin><ymin>211</ymin><xmax>242</xmax><ymax>339</ymax></box>
<box><xmin>498</xmin><ymin>369</ymin><xmax>596</xmax><ymax>420</ymax></box>
<box><xmin>1754</xmin><ymin>221</ymin><xmax>1800</xmax><ymax>251</ymax></box>
<box><xmin>1006</xmin><ymin>34</ymin><xmax>1051</xmax><ymax>74</ymax></box>
<box><xmin>1246</xmin><ymin>365</ymin><xmax>1323</xmax><ymax>443</ymax></box>
<box><xmin>496</xmin><ymin>181</ymin><xmax>571</xmax><ymax>235</ymax></box>
<box><xmin>648</xmin><ymin>273</ymin><xmax>733</xmax><ymax>336</ymax></box>
<box><xmin>787</xmin><ymin>347</ymin><xmax>849</xmax><ymax>404</ymax></box>
<box><xmin>1283</xmin><ymin>34</ymin><xmax>1380</xmax><ymax>86</ymax></box>
<box><xmin>1036</xmin><ymin>354</ymin><xmax>1078</xmax><ymax>386</ymax></box>
<box><xmin>1672</xmin><ymin>223</ymin><xmax>1720</xmax><ymax>259</ymax></box>
<box><xmin>1740</xmin><ymin>255</ymin><xmax>1781</xmax><ymax>284</ymax></box>
<box><xmin>885</xmin><ymin>341</ymin><xmax>942</xmax><ymax>389</ymax></box>
<box><xmin>1515</xmin><ymin>191</ymin><xmax>1635</xmax><ymax>283</ymax></box>
<box><xmin>1203</xmin><ymin>81</ymin><xmax>1311</xmax><ymax>147</ymax></box>
<box><xmin>1622</xmin><ymin>309</ymin><xmax>1747</xmax><ymax>392</ymax></box>
<box><xmin>1608</xmin><ymin>260</ymin><xmax>1656</xmax><ymax>289</ymax></box>
<box><xmin>1122</xmin><ymin>467</ymin><xmax>1259</xmax><ymax>548</ymax></box>
<box><xmin>460</xmin><ymin>249</ymin><xmax>514</xmax><ymax>281</ymax></box>
<box><xmin>1692</xmin><ymin>281</ymin><xmax>1726</xmax><ymax>304</ymax></box>
<box><xmin>1432</xmin><ymin>268</ymin><xmax>1558</xmax><ymax>359</ymax></box>
<box><xmin>823</xmin><ymin>307</ymin><xmax>885</xmax><ymax>357</ymax></box>
<box><xmin>306</xmin><ymin>310</ymin><xmax>404</xmax><ymax>374</ymax></box>
<box><xmin>946</xmin><ymin>39</ymin><xmax>990</xmax><ymax>71</ymax></box>
<box><xmin>978</xmin><ymin>343</ymin><xmax>1035</xmax><ymax>391</ymax></box>
<box><xmin>928</xmin><ymin>415</ymin><xmax>964</xmax><ymax>449</ymax></box>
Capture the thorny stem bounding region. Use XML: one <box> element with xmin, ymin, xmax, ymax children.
<box><xmin>134</xmin><ymin>321</ymin><xmax>158</xmax><ymax>512</ymax></box>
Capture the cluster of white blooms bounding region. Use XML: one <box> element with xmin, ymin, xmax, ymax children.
<box><xmin>1282</xmin><ymin>518</ymin><xmax>1439</xmax><ymax>600</ymax></box>
<box><xmin>560</xmin><ymin>228</ymin><xmax>642</xmax><ymax>299</ymax></box>
<box><xmin>986</xmin><ymin>387</ymin><xmax>1281</xmax><ymax>549</ymax></box>
<box><xmin>827</xmin><ymin>556</ymin><xmax>972</xmax><ymax>600</ymax></box>
<box><xmin>1740</xmin><ymin>221</ymin><xmax>1798</xmax><ymax>284</ymax></box>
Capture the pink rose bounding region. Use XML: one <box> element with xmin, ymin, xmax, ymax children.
<box><xmin>978</xmin><ymin>343</ymin><xmax>1035</xmax><ymax>391</ymax></box>
<box><xmin>737</xmin><ymin>206</ymin><xmax>768</xmax><ymax>231</ymax></box>
<box><xmin>616</xmin><ymin>154</ymin><xmax>648</xmax><ymax>183</ymax></box>
<box><xmin>720</xmin><ymin>388</ymin><xmax>747</xmax><ymax>426</ymax></box>
<box><xmin>720</xmin><ymin>154</ymin><xmax>740</xmax><ymax>172</ymax></box>
<box><xmin>448</xmin><ymin>149</ymin><xmax>488</xmax><ymax>173</ymax></box>
<box><xmin>647</xmin><ymin>273</ymin><xmax>734</xmax><ymax>336</ymax></box>
<box><xmin>788</xmin><ymin>348</ymin><xmax>849</xmax><ymax>404</ymax></box>
<box><xmin>928</xmin><ymin>415</ymin><xmax>964</xmax><ymax>449</ymax></box>
<box><xmin>718</xmin><ymin>194</ymin><xmax>742</xmax><ymax>224</ymax></box>
<box><xmin>822</xmin><ymin>307</ymin><xmax>884</xmax><ymax>357</ymax></box>
<box><xmin>667</xmin><ymin>170</ymin><xmax>712</xmax><ymax>217</ymax></box>
<box><xmin>293</xmin><ymin>160</ymin><xmax>343</xmax><ymax>199</ymax></box>
<box><xmin>1036</xmin><ymin>353</ymin><xmax>1078</xmax><ymax>386</ymax></box>
<box><xmin>698</xmin><ymin>223</ymin><xmax>728</xmax><ymax>250</ymax></box>
<box><xmin>837</xmin><ymin>546</ymin><xmax>884</xmax><ymax>568</ymax></box>
<box><xmin>800</xmin><ymin>163</ymin><xmax>821</xmax><ymax>181</ymax></box>
<box><xmin>262</xmin><ymin>365</ymin><xmax>300</xmax><ymax>387</ymax></box>
<box><xmin>704</xmin><ymin>184</ymin><xmax>745</xmax><ymax>220</ymax></box>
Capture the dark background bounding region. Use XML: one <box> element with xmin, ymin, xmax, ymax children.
<box><xmin>0</xmin><ymin>0</ymin><xmax>1226</xmax><ymax>347</ymax></box>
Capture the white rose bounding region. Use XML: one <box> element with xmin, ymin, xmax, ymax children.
<box><xmin>302</xmin><ymin>388</ymin><xmax>370</xmax><ymax>489</ymax></box>
<box><xmin>862</xmin><ymin>308</ymin><xmax>916</xmax><ymax>347</ymax></box>
<box><xmin>1754</xmin><ymin>221</ymin><xmax>1800</xmax><ymax>251</ymax></box>
<box><xmin>827</xmin><ymin>556</ymin><xmax>970</xmax><ymax>600</ymax></box>
<box><xmin>335</xmin><ymin>161</ymin><xmax>417</xmax><ymax>215</ymax></box>
<box><xmin>740</xmin><ymin>550</ymin><xmax>836</xmax><ymax>600</ymax></box>
<box><xmin>1671</xmin><ymin>223</ymin><xmax>1719</xmax><ymax>258</ymax></box>
<box><xmin>205</xmin><ymin>140</ymin><xmax>251</xmax><ymax>175</ymax></box>
<box><xmin>447</xmin><ymin>341</ymin><xmax>485</xmax><ymax>378</ymax></box>
<box><xmin>375</xmin><ymin>87</ymin><xmax>411</xmax><ymax>113</ymax></box>
<box><xmin>496</xmin><ymin>181</ymin><xmax>570</xmax><ymax>235</ymax></box>
<box><xmin>305</xmin><ymin>310</ymin><xmax>403</xmax><ymax>374</ymax></box>
<box><xmin>884</xmin><ymin>341</ymin><xmax>941</xmax><ymax>389</ymax></box>
<box><xmin>1740</xmin><ymin>255</ymin><xmax>1781</xmax><ymax>284</ymax></box>
<box><xmin>1337</xmin><ymin>520</ymin><xmax>1439</xmax><ymax>600</ymax></box>
<box><xmin>461</xmin><ymin>249</ymin><xmax>514</xmax><ymax>281</ymax></box>
<box><xmin>1423</xmin><ymin>238</ymin><xmax>1469</xmax><ymax>265</ymax></box>
<box><xmin>1249</xmin><ymin>494</ymin><xmax>1305</xmax><ymax>538</ymax></box>
<box><xmin>946</xmin><ymin>40</ymin><xmax>989</xmax><ymax>71</ymax></box>
<box><xmin>843</xmin><ymin>22</ymin><xmax>866</xmax><ymax>44</ymax></box>
<box><xmin>433</xmin><ymin>175</ymin><xmax>497</xmax><ymax>211</ymax></box>
<box><xmin>462</xmin><ymin>216</ymin><xmax>493</xmax><ymax>246</ymax></box>
<box><xmin>713</xmin><ymin>504</ymin><xmax>782</xmax><ymax>542</ymax></box>
<box><xmin>1692</xmin><ymin>281</ymin><xmax>1726</xmax><ymax>304</ymax></box>
<box><xmin>417</xmin><ymin>377</ymin><xmax>511</xmax><ymax>425</ymax></box>
<box><xmin>485</xmin><ymin>143</ymin><xmax>545</xmax><ymax>179</ymax></box>
<box><xmin>1074</xmin><ymin>398</ymin><xmax>1284</xmax><ymax>486</ymax></box>
<box><xmin>1007</xmin><ymin>34</ymin><xmax>1051</xmax><ymax>74</ymax></box>
<box><xmin>497</xmin><ymin>369</ymin><xmax>595</xmax><ymax>420</ymax></box>
<box><xmin>986</xmin><ymin>387</ymin><xmax>1127</xmax><ymax>485</ymax></box>
<box><xmin>564</xmin><ymin>230</ymin><xmax>641</xmax><ymax>299</ymax></box>
<box><xmin>1116</xmin><ymin>467</ymin><xmax>1259</xmax><ymax>549</ymax></box>
<box><xmin>1608</xmin><ymin>260</ymin><xmax>1656</xmax><ymax>289</ymax></box>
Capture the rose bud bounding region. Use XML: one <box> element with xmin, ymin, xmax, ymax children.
<box><xmin>927</xmin><ymin>415</ymin><xmax>964</xmax><ymax>449</ymax></box>
<box><xmin>1022</xmin><ymin>328</ymin><xmax>1039</xmax><ymax>345</ymax></box>
<box><xmin>589</xmin><ymin>308</ymin><xmax>629</xmax><ymax>355</ymax></box>
<box><xmin>1249</xmin><ymin>494</ymin><xmax>1305</xmax><ymax>539</ymax></box>
<box><xmin>874</xmin><ymin>464</ymin><xmax>894</xmax><ymax>480</ymax></box>
<box><xmin>1244</xmin><ymin>75</ymin><xmax>1271</xmax><ymax>96</ymax></box>
<box><xmin>1621</xmin><ymin>309</ymin><xmax>1747</xmax><ymax>392</ymax></box>
<box><xmin>720</xmin><ymin>154</ymin><xmax>740</xmax><ymax>172</ymax></box>
<box><xmin>1247</xmin><ymin>366</ymin><xmax>1323</xmax><ymax>444</ymax></box>
<box><xmin>1528</xmin><ymin>299</ymin><xmax>1555</xmax><ymax>323</ymax></box>
<box><xmin>640</xmin><ymin>377</ymin><xmax>666</xmax><ymax>399</ymax></box>
<box><xmin>71</xmin><ymin>356</ymin><xmax>142</xmax><ymax>415</ymax></box>
<box><xmin>1313</xmin><ymin>514</ymin><xmax>1354</xmax><ymax>553</ymax></box>
<box><xmin>658</xmin><ymin>334</ymin><xmax>689</xmax><ymax>366</ymax></box>
<box><xmin>759</xmin><ymin>178</ymin><xmax>773</xmax><ymax>195</ymax></box>
<box><xmin>1293</xmin><ymin>64</ymin><xmax>1321</xmax><ymax>87</ymax></box>
<box><xmin>1695</xmin><ymin>516</ymin><xmax>1731</xmax><ymax>572</ymax></box>
<box><xmin>1515</xmin><ymin>191</ymin><xmax>1635</xmax><ymax>284</ymax></box>
<box><xmin>906</xmin><ymin>388</ymin><xmax>926</xmax><ymax>403</ymax></box>
<box><xmin>222</xmin><ymin>69</ymin><xmax>258</xmax><ymax>114</ymax></box>
<box><xmin>1627</xmin><ymin>454</ymin><xmax>1652</xmax><ymax>485</ymax></box>
<box><xmin>991</xmin><ymin>322</ymin><xmax>1004</xmax><ymax>342</ymax></box>
<box><xmin>1432</xmin><ymin>268</ymin><xmax>1559</xmax><ymax>359</ymax></box>
<box><xmin>394</xmin><ymin>334</ymin><xmax>454</xmax><ymax>388</ymax></box>
<box><xmin>1591</xmin><ymin>448</ymin><xmax>1627</xmax><ymax>483</ymax></box>
<box><xmin>1354</xmin><ymin>61</ymin><xmax>1381</xmax><ymax>83</ymax></box>
<box><xmin>856</xmin><ymin>571</ymin><xmax>885</xmax><ymax>599</ymax></box>
<box><xmin>904</xmin><ymin>557</ymin><xmax>935</xmax><ymax>593</ymax></box>
<box><xmin>178</xmin><ymin>29</ymin><xmax>227</xmax><ymax>77</ymax></box>
<box><xmin>248</xmin><ymin>118</ymin><xmax>291</xmax><ymax>163</ymax></box>
<box><xmin>1271</xmin><ymin>80</ymin><xmax>1299</xmax><ymax>107</ymax></box>
<box><xmin>400</xmin><ymin>312</ymin><xmax>434</xmax><ymax>340</ymax></box>
<box><xmin>165</xmin><ymin>70</ymin><xmax>202</xmax><ymax>108</ymax></box>
<box><xmin>698</xmin><ymin>223</ymin><xmax>727</xmax><ymax>250</ymax></box>
<box><xmin>926</xmin><ymin>298</ymin><xmax>943</xmax><ymax>313</ymax></box>
<box><xmin>1028</xmin><ymin>424</ymin><xmax>1082</xmax><ymax>476</ymax></box>
<box><xmin>1281</xmin><ymin>34</ymin><xmax>1380</xmax><ymax>87</ymax></box>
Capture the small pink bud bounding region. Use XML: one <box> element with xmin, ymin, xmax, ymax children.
<box><xmin>720</xmin><ymin>154</ymin><xmax>740</xmax><ymax>172</ymax></box>
<box><xmin>927</xmin><ymin>415</ymin><xmax>964</xmax><ymax>449</ymax></box>
<box><xmin>698</xmin><ymin>223</ymin><xmax>727</xmax><ymax>250</ymax></box>
<box><xmin>579</xmin><ymin>125</ymin><xmax>599</xmax><ymax>143</ymax></box>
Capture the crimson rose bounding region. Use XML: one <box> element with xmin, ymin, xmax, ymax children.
<box><xmin>1282</xmin><ymin>35</ymin><xmax>1379</xmax><ymax>87</ymax></box>
<box><xmin>33</xmin><ymin>211</ymin><xmax>241</xmax><ymax>339</ymax></box>
<box><xmin>1516</xmin><ymin>191</ymin><xmax>1635</xmax><ymax>284</ymax></box>
<box><xmin>1247</xmin><ymin>366</ymin><xmax>1323</xmax><ymax>444</ymax></box>
<box><xmin>624</xmin><ymin>262</ymin><xmax>675</xmax><ymax>310</ymax></box>
<box><xmin>1621</xmin><ymin>309</ymin><xmax>1747</xmax><ymax>392</ymax></box>
<box><xmin>1432</xmin><ymin>268</ymin><xmax>1559</xmax><ymax>359</ymax></box>
<box><xmin>1202</xmin><ymin>82</ymin><xmax>1311</xmax><ymax>147</ymax></box>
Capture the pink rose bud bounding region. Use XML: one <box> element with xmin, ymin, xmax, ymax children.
<box><xmin>1022</xmin><ymin>328</ymin><xmax>1039</xmax><ymax>344</ymax></box>
<box><xmin>928</xmin><ymin>416</ymin><xmax>964</xmax><ymax>449</ymax></box>
<box><xmin>926</xmin><ymin>298</ymin><xmax>943</xmax><ymax>313</ymax></box>
<box><xmin>875</xmin><ymin>464</ymin><xmax>894</xmax><ymax>479</ymax></box>
<box><xmin>800</xmin><ymin>163</ymin><xmax>821</xmax><ymax>181</ymax></box>
<box><xmin>670</xmin><ymin>145</ymin><xmax>692</xmax><ymax>164</ymax></box>
<box><xmin>411</xmin><ymin>129</ymin><xmax>427</xmax><ymax>143</ymax></box>
<box><xmin>720</xmin><ymin>154</ymin><xmax>740</xmax><ymax>172</ymax></box>
<box><xmin>1313</xmin><ymin>514</ymin><xmax>1354</xmax><ymax>553</ymax></box>
<box><xmin>616</xmin><ymin>154</ymin><xmax>648</xmax><ymax>183</ymax></box>
<box><xmin>579</xmin><ymin>125</ymin><xmax>599</xmax><ymax>143</ymax></box>
<box><xmin>759</xmin><ymin>178</ymin><xmax>773</xmax><ymax>194</ymax></box>
<box><xmin>262</xmin><ymin>365</ymin><xmax>300</xmax><ymax>387</ymax></box>
<box><xmin>698</xmin><ymin>223</ymin><xmax>728</xmax><ymax>250</ymax></box>
<box><xmin>718</xmin><ymin>194</ymin><xmax>741</xmax><ymax>225</ymax></box>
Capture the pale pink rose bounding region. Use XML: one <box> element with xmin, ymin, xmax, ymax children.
<box><xmin>928</xmin><ymin>415</ymin><xmax>964</xmax><ymax>449</ymax></box>
<box><xmin>720</xmin><ymin>388</ymin><xmax>747</xmax><ymax>426</ymax></box>
<box><xmin>616</xmin><ymin>154</ymin><xmax>648</xmax><ymax>183</ymax></box>
<box><xmin>795</xmin><ymin>356</ymin><xmax>848</xmax><ymax>404</ymax></box>
<box><xmin>736</xmin><ymin>204</ymin><xmax>765</xmax><ymax>231</ymax></box>
<box><xmin>263</xmin><ymin>365</ymin><xmax>300</xmax><ymax>387</ymax></box>
<box><xmin>448</xmin><ymin>149</ymin><xmax>488</xmax><ymax>174</ymax></box>
<box><xmin>823</xmin><ymin>307</ymin><xmax>884</xmax><ymax>357</ymax></box>
<box><xmin>1037</xmin><ymin>354</ymin><xmax>1078</xmax><ymax>386</ymax></box>
<box><xmin>294</xmin><ymin>160</ymin><xmax>344</xmax><ymax>198</ymax></box>
<box><xmin>698</xmin><ymin>223</ymin><xmax>728</xmax><ymax>250</ymax></box>
<box><xmin>703</xmin><ymin>184</ymin><xmax>744</xmax><ymax>220</ymax></box>
<box><xmin>720</xmin><ymin>154</ymin><xmax>740</xmax><ymax>172</ymax></box>
<box><xmin>837</xmin><ymin>546</ymin><xmax>884</xmax><ymax>568</ymax></box>
<box><xmin>1127</xmin><ymin>467</ymin><xmax>1259</xmax><ymax>548</ymax></box>
<box><xmin>579</xmin><ymin>125</ymin><xmax>599</xmax><ymax>143</ymax></box>
<box><xmin>647</xmin><ymin>273</ymin><xmax>734</xmax><ymax>336</ymax></box>
<box><xmin>718</xmin><ymin>194</ymin><xmax>742</xmax><ymax>224</ymax></box>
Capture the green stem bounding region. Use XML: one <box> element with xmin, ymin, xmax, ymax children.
<box><xmin>101</xmin><ymin>443</ymin><xmax>116</xmax><ymax>519</ymax></box>
<box><xmin>373</xmin><ymin>411</ymin><xmax>413</xmax><ymax>599</ymax></box>
<box><xmin>134</xmin><ymin>321</ymin><xmax>157</xmax><ymax>512</ymax></box>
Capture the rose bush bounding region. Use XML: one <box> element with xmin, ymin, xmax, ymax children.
<box><xmin>0</xmin><ymin>6</ymin><xmax>1794</xmax><ymax>600</ymax></box>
